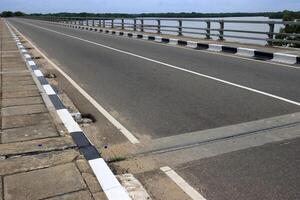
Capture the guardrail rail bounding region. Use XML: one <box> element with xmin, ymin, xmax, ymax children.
<box><xmin>23</xmin><ymin>16</ymin><xmax>300</xmax><ymax>46</ymax></box>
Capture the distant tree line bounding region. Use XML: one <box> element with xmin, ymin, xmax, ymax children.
<box><xmin>0</xmin><ymin>11</ymin><xmax>26</xmax><ymax>17</ymax></box>
<box><xmin>1</xmin><ymin>10</ymin><xmax>299</xmax><ymax>19</ymax></box>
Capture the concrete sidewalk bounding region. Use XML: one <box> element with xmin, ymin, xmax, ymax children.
<box><xmin>0</xmin><ymin>19</ymin><xmax>107</xmax><ymax>200</ymax></box>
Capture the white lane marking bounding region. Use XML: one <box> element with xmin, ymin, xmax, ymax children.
<box><xmin>8</xmin><ymin>22</ymin><xmax>140</xmax><ymax>144</ymax></box>
<box><xmin>57</xmin><ymin>109</ymin><xmax>82</xmax><ymax>133</ymax></box>
<box><xmin>33</xmin><ymin>69</ymin><xmax>43</xmax><ymax>77</ymax></box>
<box><xmin>89</xmin><ymin>158</ymin><xmax>132</xmax><ymax>200</ymax></box>
<box><xmin>161</xmin><ymin>166</ymin><xmax>206</xmax><ymax>200</ymax></box>
<box><xmin>43</xmin><ymin>84</ymin><xmax>56</xmax><ymax>95</ymax></box>
<box><xmin>16</xmin><ymin>21</ymin><xmax>300</xmax><ymax>107</ymax></box>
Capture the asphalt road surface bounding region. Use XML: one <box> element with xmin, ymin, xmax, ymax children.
<box><xmin>8</xmin><ymin>18</ymin><xmax>300</xmax><ymax>140</ymax></box>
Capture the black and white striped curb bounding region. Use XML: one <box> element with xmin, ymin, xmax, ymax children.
<box><xmin>6</xmin><ymin>22</ymin><xmax>132</xmax><ymax>200</ymax></box>
<box><xmin>58</xmin><ymin>22</ymin><xmax>300</xmax><ymax>65</ymax></box>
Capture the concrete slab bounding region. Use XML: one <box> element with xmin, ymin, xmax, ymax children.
<box><xmin>0</xmin><ymin>177</ymin><xmax>2</xmax><ymax>200</ymax></box>
<box><xmin>0</xmin><ymin>137</ymin><xmax>75</xmax><ymax>156</ymax></box>
<box><xmin>2</xmin><ymin>73</ymin><xmax>31</xmax><ymax>78</ymax></box>
<box><xmin>176</xmin><ymin>138</ymin><xmax>300</xmax><ymax>200</ymax></box>
<box><xmin>1</xmin><ymin>104</ymin><xmax>47</xmax><ymax>116</ymax></box>
<box><xmin>2</xmin><ymin>113</ymin><xmax>51</xmax><ymax>129</ymax></box>
<box><xmin>1</xmin><ymin>122</ymin><xmax>58</xmax><ymax>143</ymax></box>
<box><xmin>0</xmin><ymin>150</ymin><xmax>79</xmax><ymax>176</ymax></box>
<box><xmin>2</xmin><ymin>96</ymin><xmax>43</xmax><ymax>107</ymax></box>
<box><xmin>2</xmin><ymin>84</ymin><xmax>37</xmax><ymax>92</ymax></box>
<box><xmin>76</xmin><ymin>159</ymin><xmax>93</xmax><ymax>174</ymax></box>
<box><xmin>2</xmin><ymin>89</ymin><xmax>40</xmax><ymax>99</ymax></box>
<box><xmin>136</xmin><ymin>170</ymin><xmax>190</xmax><ymax>200</ymax></box>
<box><xmin>4</xmin><ymin>163</ymin><xmax>87</xmax><ymax>200</ymax></box>
<box><xmin>45</xmin><ymin>190</ymin><xmax>93</xmax><ymax>200</ymax></box>
<box><xmin>3</xmin><ymin>76</ymin><xmax>33</xmax><ymax>82</ymax></box>
<box><xmin>92</xmin><ymin>192</ymin><xmax>109</xmax><ymax>200</ymax></box>
<box><xmin>82</xmin><ymin>173</ymin><xmax>102</xmax><ymax>193</ymax></box>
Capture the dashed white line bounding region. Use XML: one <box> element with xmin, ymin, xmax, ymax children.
<box><xmin>14</xmin><ymin>21</ymin><xmax>300</xmax><ymax>107</ymax></box>
<box><xmin>161</xmin><ymin>166</ymin><xmax>207</xmax><ymax>200</ymax></box>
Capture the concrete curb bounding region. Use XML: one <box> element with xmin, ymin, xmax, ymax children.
<box><xmin>59</xmin><ymin>22</ymin><xmax>300</xmax><ymax>65</ymax></box>
<box><xmin>6</xmin><ymin>22</ymin><xmax>132</xmax><ymax>200</ymax></box>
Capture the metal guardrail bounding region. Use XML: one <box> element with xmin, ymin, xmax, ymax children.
<box><xmin>24</xmin><ymin>16</ymin><xmax>300</xmax><ymax>45</ymax></box>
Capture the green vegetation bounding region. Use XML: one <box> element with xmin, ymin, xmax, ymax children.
<box><xmin>0</xmin><ymin>11</ymin><xmax>26</xmax><ymax>17</ymax></box>
<box><xmin>108</xmin><ymin>156</ymin><xmax>126</xmax><ymax>163</ymax></box>
<box><xmin>274</xmin><ymin>10</ymin><xmax>300</xmax><ymax>48</ymax></box>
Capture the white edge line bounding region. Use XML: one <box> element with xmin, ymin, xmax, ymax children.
<box><xmin>89</xmin><ymin>158</ymin><xmax>132</xmax><ymax>200</ymax></box>
<box><xmin>15</xmin><ymin>21</ymin><xmax>300</xmax><ymax>107</ymax></box>
<box><xmin>7</xmin><ymin>21</ymin><xmax>140</xmax><ymax>144</ymax></box>
<box><xmin>6</xmin><ymin>23</ymin><xmax>132</xmax><ymax>200</ymax></box>
<box><xmin>161</xmin><ymin>166</ymin><xmax>207</xmax><ymax>200</ymax></box>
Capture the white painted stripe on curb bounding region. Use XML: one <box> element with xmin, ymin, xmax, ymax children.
<box><xmin>236</xmin><ymin>47</ymin><xmax>255</xmax><ymax>57</ymax></box>
<box><xmin>143</xmin><ymin>35</ymin><xmax>149</xmax><ymax>40</ymax></box>
<box><xmin>132</xmin><ymin>33</ymin><xmax>138</xmax><ymax>38</ymax></box>
<box><xmin>169</xmin><ymin>38</ymin><xmax>178</xmax><ymax>45</ymax></box>
<box><xmin>187</xmin><ymin>41</ymin><xmax>198</xmax><ymax>48</ymax></box>
<box><xmin>89</xmin><ymin>158</ymin><xmax>132</xmax><ymax>200</ymax></box>
<box><xmin>208</xmin><ymin>44</ymin><xmax>223</xmax><ymax>52</ymax></box>
<box><xmin>21</xmin><ymin>49</ymin><xmax>27</xmax><ymax>53</ymax></box>
<box><xmin>28</xmin><ymin>60</ymin><xmax>36</xmax><ymax>66</ymax></box>
<box><xmin>43</xmin><ymin>84</ymin><xmax>56</xmax><ymax>95</ymax></box>
<box><xmin>19</xmin><ymin>45</ymin><xmax>24</xmax><ymax>49</ymax></box>
<box><xmin>57</xmin><ymin>109</ymin><xmax>82</xmax><ymax>133</ymax></box>
<box><xmin>24</xmin><ymin>54</ymin><xmax>31</xmax><ymax>59</ymax></box>
<box><xmin>34</xmin><ymin>70</ymin><xmax>43</xmax><ymax>77</ymax></box>
<box><xmin>272</xmin><ymin>53</ymin><xmax>297</xmax><ymax>64</ymax></box>
<box><xmin>155</xmin><ymin>36</ymin><xmax>162</xmax><ymax>42</ymax></box>
<box><xmin>161</xmin><ymin>166</ymin><xmax>206</xmax><ymax>200</ymax></box>
<box><xmin>18</xmin><ymin>22</ymin><xmax>300</xmax><ymax>107</ymax></box>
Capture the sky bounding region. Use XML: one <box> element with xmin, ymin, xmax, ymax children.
<box><xmin>0</xmin><ymin>0</ymin><xmax>299</xmax><ymax>14</ymax></box>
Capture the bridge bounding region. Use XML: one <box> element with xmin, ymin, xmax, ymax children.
<box><xmin>4</xmin><ymin>17</ymin><xmax>300</xmax><ymax>200</ymax></box>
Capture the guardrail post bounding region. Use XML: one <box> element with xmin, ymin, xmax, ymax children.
<box><xmin>111</xmin><ymin>19</ymin><xmax>114</xmax><ymax>28</ymax></box>
<box><xmin>141</xmin><ymin>19</ymin><xmax>144</xmax><ymax>32</ymax></box>
<box><xmin>92</xmin><ymin>19</ymin><xmax>95</xmax><ymax>27</ymax></box>
<box><xmin>103</xmin><ymin>20</ymin><xmax>106</xmax><ymax>28</ymax></box>
<box><xmin>134</xmin><ymin>19</ymin><xmax>137</xmax><ymax>31</ymax></box>
<box><xmin>219</xmin><ymin>20</ymin><xmax>224</xmax><ymax>40</ymax></box>
<box><xmin>86</xmin><ymin>19</ymin><xmax>89</xmax><ymax>26</ymax></box>
<box><xmin>121</xmin><ymin>19</ymin><xmax>125</xmax><ymax>30</ymax></box>
<box><xmin>267</xmin><ymin>22</ymin><xmax>275</xmax><ymax>45</ymax></box>
<box><xmin>206</xmin><ymin>21</ymin><xmax>211</xmax><ymax>39</ymax></box>
<box><xmin>157</xmin><ymin>19</ymin><xmax>161</xmax><ymax>34</ymax></box>
<box><xmin>178</xmin><ymin>20</ymin><xmax>183</xmax><ymax>36</ymax></box>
